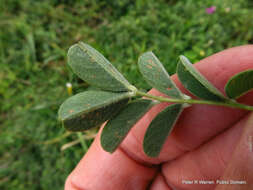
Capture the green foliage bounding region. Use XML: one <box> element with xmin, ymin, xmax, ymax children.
<box><xmin>177</xmin><ymin>56</ymin><xmax>227</xmax><ymax>101</ymax></box>
<box><xmin>143</xmin><ymin>104</ymin><xmax>183</xmax><ymax>157</ymax></box>
<box><xmin>68</xmin><ymin>42</ymin><xmax>132</xmax><ymax>92</ymax></box>
<box><xmin>225</xmin><ymin>70</ymin><xmax>253</xmax><ymax>99</ymax></box>
<box><xmin>1</xmin><ymin>0</ymin><xmax>253</xmax><ymax>189</ymax></box>
<box><xmin>138</xmin><ymin>52</ymin><xmax>182</xmax><ymax>98</ymax></box>
<box><xmin>61</xmin><ymin>43</ymin><xmax>253</xmax><ymax>158</ymax></box>
<box><xmin>58</xmin><ymin>91</ymin><xmax>131</xmax><ymax>131</ymax></box>
<box><xmin>101</xmin><ymin>99</ymin><xmax>156</xmax><ymax>153</ymax></box>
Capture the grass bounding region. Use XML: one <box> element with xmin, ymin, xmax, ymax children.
<box><xmin>0</xmin><ymin>0</ymin><xmax>253</xmax><ymax>189</ymax></box>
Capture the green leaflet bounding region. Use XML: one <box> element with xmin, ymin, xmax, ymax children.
<box><xmin>177</xmin><ymin>55</ymin><xmax>226</xmax><ymax>101</ymax></box>
<box><xmin>143</xmin><ymin>103</ymin><xmax>183</xmax><ymax>157</ymax></box>
<box><xmin>138</xmin><ymin>52</ymin><xmax>183</xmax><ymax>98</ymax></box>
<box><xmin>68</xmin><ymin>42</ymin><xmax>132</xmax><ymax>92</ymax></box>
<box><xmin>58</xmin><ymin>91</ymin><xmax>131</xmax><ymax>131</ymax></box>
<box><xmin>225</xmin><ymin>70</ymin><xmax>253</xmax><ymax>99</ymax></box>
<box><xmin>101</xmin><ymin>99</ymin><xmax>156</xmax><ymax>153</ymax></box>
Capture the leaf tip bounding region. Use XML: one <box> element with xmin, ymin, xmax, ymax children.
<box><xmin>143</xmin><ymin>144</ymin><xmax>159</xmax><ymax>157</ymax></box>
<box><xmin>100</xmin><ymin>135</ymin><xmax>116</xmax><ymax>154</ymax></box>
<box><xmin>138</xmin><ymin>51</ymin><xmax>155</xmax><ymax>62</ymax></box>
<box><xmin>224</xmin><ymin>70</ymin><xmax>253</xmax><ymax>99</ymax></box>
<box><xmin>179</xmin><ymin>55</ymin><xmax>191</xmax><ymax>65</ymax></box>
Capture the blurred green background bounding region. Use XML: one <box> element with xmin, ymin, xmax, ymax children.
<box><xmin>0</xmin><ymin>0</ymin><xmax>252</xmax><ymax>189</ymax></box>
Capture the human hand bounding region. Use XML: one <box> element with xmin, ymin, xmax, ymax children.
<box><xmin>65</xmin><ymin>45</ymin><xmax>253</xmax><ymax>190</ymax></box>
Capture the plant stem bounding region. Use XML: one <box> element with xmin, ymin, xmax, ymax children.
<box><xmin>77</xmin><ymin>132</ymin><xmax>88</xmax><ymax>151</ymax></box>
<box><xmin>136</xmin><ymin>90</ymin><xmax>253</xmax><ymax>111</ymax></box>
<box><xmin>61</xmin><ymin>133</ymin><xmax>96</xmax><ymax>151</ymax></box>
<box><xmin>43</xmin><ymin>131</ymin><xmax>72</xmax><ymax>145</ymax></box>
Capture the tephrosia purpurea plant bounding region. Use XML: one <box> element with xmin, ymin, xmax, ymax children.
<box><xmin>58</xmin><ymin>42</ymin><xmax>253</xmax><ymax>157</ymax></box>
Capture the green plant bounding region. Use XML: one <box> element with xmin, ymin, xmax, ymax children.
<box><xmin>58</xmin><ymin>42</ymin><xmax>253</xmax><ymax>157</ymax></box>
<box><xmin>2</xmin><ymin>1</ymin><xmax>253</xmax><ymax>189</ymax></box>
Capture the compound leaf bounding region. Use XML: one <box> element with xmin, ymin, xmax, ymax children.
<box><xmin>225</xmin><ymin>70</ymin><xmax>253</xmax><ymax>99</ymax></box>
<box><xmin>68</xmin><ymin>42</ymin><xmax>132</xmax><ymax>92</ymax></box>
<box><xmin>101</xmin><ymin>99</ymin><xmax>156</xmax><ymax>153</ymax></box>
<box><xmin>177</xmin><ymin>55</ymin><xmax>226</xmax><ymax>101</ymax></box>
<box><xmin>143</xmin><ymin>103</ymin><xmax>183</xmax><ymax>157</ymax></box>
<box><xmin>138</xmin><ymin>52</ymin><xmax>183</xmax><ymax>98</ymax></box>
<box><xmin>58</xmin><ymin>91</ymin><xmax>131</xmax><ymax>131</ymax></box>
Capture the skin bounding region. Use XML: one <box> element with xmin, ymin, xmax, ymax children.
<box><xmin>65</xmin><ymin>45</ymin><xmax>253</xmax><ymax>190</ymax></box>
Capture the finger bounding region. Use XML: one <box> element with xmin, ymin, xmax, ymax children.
<box><xmin>65</xmin><ymin>176</ymin><xmax>76</xmax><ymax>190</ymax></box>
<box><xmin>161</xmin><ymin>113</ymin><xmax>251</xmax><ymax>190</ymax></box>
<box><xmin>65</xmin><ymin>46</ymin><xmax>253</xmax><ymax>189</ymax></box>
<box><xmin>120</xmin><ymin>45</ymin><xmax>253</xmax><ymax>164</ymax></box>
<box><xmin>65</xmin><ymin>129</ymin><xmax>157</xmax><ymax>190</ymax></box>
<box><xmin>215</xmin><ymin>113</ymin><xmax>253</xmax><ymax>190</ymax></box>
<box><xmin>150</xmin><ymin>175</ymin><xmax>172</xmax><ymax>190</ymax></box>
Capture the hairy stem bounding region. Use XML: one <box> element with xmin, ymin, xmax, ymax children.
<box><xmin>136</xmin><ymin>90</ymin><xmax>253</xmax><ymax>111</ymax></box>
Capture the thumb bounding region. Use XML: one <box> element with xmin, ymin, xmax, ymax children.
<box><xmin>215</xmin><ymin>113</ymin><xmax>253</xmax><ymax>190</ymax></box>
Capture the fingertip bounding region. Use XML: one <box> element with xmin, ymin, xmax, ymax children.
<box><xmin>67</xmin><ymin>131</ymin><xmax>157</xmax><ymax>190</ymax></box>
